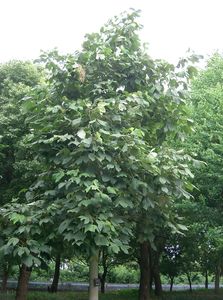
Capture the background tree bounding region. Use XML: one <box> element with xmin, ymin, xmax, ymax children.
<box><xmin>0</xmin><ymin>61</ymin><xmax>43</xmax><ymax>299</ymax></box>
<box><xmin>185</xmin><ymin>53</ymin><xmax>223</xmax><ymax>293</ymax></box>
<box><xmin>160</xmin><ymin>243</ymin><xmax>182</xmax><ymax>292</ymax></box>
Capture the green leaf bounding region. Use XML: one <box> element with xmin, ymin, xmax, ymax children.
<box><xmin>77</xmin><ymin>129</ymin><xmax>86</xmax><ymax>139</ymax></box>
<box><xmin>177</xmin><ymin>224</ymin><xmax>188</xmax><ymax>231</ymax></box>
<box><xmin>58</xmin><ymin>220</ymin><xmax>71</xmax><ymax>233</ymax></box>
<box><xmin>161</xmin><ymin>186</ymin><xmax>169</xmax><ymax>194</ymax></box>
<box><xmin>107</xmin><ymin>187</ymin><xmax>116</xmax><ymax>194</ymax></box>
<box><xmin>159</xmin><ymin>177</ymin><xmax>167</xmax><ymax>184</ymax></box>
<box><xmin>21</xmin><ymin>100</ymin><xmax>36</xmax><ymax>113</ymax></box>
<box><xmin>83</xmin><ymin>137</ymin><xmax>92</xmax><ymax>147</ymax></box>
<box><xmin>69</xmin><ymin>103</ymin><xmax>77</xmax><ymax>110</ymax></box>
<box><xmin>33</xmin><ymin>257</ymin><xmax>41</xmax><ymax>266</ymax></box>
<box><xmin>110</xmin><ymin>244</ymin><xmax>119</xmax><ymax>254</ymax></box>
<box><xmin>95</xmin><ymin>235</ymin><xmax>109</xmax><ymax>246</ymax></box>
<box><xmin>72</xmin><ymin>118</ymin><xmax>82</xmax><ymax>126</ymax></box>
<box><xmin>18</xmin><ymin>247</ymin><xmax>30</xmax><ymax>257</ymax></box>
<box><xmin>117</xmin><ymin>199</ymin><xmax>132</xmax><ymax>208</ymax></box>
<box><xmin>97</xmin><ymin>119</ymin><xmax>108</xmax><ymax>127</ymax></box>
<box><xmin>84</xmin><ymin>224</ymin><xmax>97</xmax><ymax>233</ymax></box>
<box><xmin>8</xmin><ymin>237</ymin><xmax>19</xmax><ymax>246</ymax></box>
<box><xmin>58</xmin><ymin>182</ymin><xmax>66</xmax><ymax>189</ymax></box>
<box><xmin>53</xmin><ymin>171</ymin><xmax>65</xmax><ymax>183</ymax></box>
<box><xmin>23</xmin><ymin>256</ymin><xmax>33</xmax><ymax>267</ymax></box>
<box><xmin>10</xmin><ymin>213</ymin><xmax>26</xmax><ymax>224</ymax></box>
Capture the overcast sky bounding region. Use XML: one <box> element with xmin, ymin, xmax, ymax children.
<box><xmin>0</xmin><ymin>0</ymin><xmax>222</xmax><ymax>63</ymax></box>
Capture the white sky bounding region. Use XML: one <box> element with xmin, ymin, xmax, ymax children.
<box><xmin>0</xmin><ymin>0</ymin><xmax>222</xmax><ymax>63</ymax></box>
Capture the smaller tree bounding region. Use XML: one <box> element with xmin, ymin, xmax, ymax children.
<box><xmin>1</xmin><ymin>201</ymin><xmax>50</xmax><ymax>300</ymax></box>
<box><xmin>161</xmin><ymin>243</ymin><xmax>182</xmax><ymax>292</ymax></box>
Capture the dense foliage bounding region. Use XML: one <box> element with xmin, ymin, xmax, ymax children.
<box><xmin>1</xmin><ymin>8</ymin><xmax>223</xmax><ymax>300</ymax></box>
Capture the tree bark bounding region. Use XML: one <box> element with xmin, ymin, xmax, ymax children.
<box><xmin>149</xmin><ymin>245</ymin><xmax>153</xmax><ymax>293</ymax></box>
<box><xmin>187</xmin><ymin>273</ymin><xmax>192</xmax><ymax>292</ymax></box>
<box><xmin>100</xmin><ymin>273</ymin><xmax>106</xmax><ymax>294</ymax></box>
<box><xmin>170</xmin><ymin>277</ymin><xmax>174</xmax><ymax>292</ymax></box>
<box><xmin>153</xmin><ymin>267</ymin><xmax>162</xmax><ymax>296</ymax></box>
<box><xmin>149</xmin><ymin>274</ymin><xmax>153</xmax><ymax>293</ymax></box>
<box><xmin>1</xmin><ymin>263</ymin><xmax>9</xmax><ymax>292</ymax></box>
<box><xmin>99</xmin><ymin>249</ymin><xmax>108</xmax><ymax>293</ymax></box>
<box><xmin>15</xmin><ymin>264</ymin><xmax>31</xmax><ymax>300</ymax></box>
<box><xmin>138</xmin><ymin>241</ymin><xmax>150</xmax><ymax>300</ymax></box>
<box><xmin>49</xmin><ymin>255</ymin><xmax>61</xmax><ymax>293</ymax></box>
<box><xmin>89</xmin><ymin>250</ymin><xmax>99</xmax><ymax>300</ymax></box>
<box><xmin>214</xmin><ymin>265</ymin><xmax>221</xmax><ymax>294</ymax></box>
<box><xmin>152</xmin><ymin>250</ymin><xmax>162</xmax><ymax>296</ymax></box>
<box><xmin>205</xmin><ymin>270</ymin><xmax>208</xmax><ymax>289</ymax></box>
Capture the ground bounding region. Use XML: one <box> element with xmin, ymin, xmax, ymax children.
<box><xmin>2</xmin><ymin>289</ymin><xmax>223</xmax><ymax>300</ymax></box>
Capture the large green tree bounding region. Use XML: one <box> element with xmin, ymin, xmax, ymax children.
<box><xmin>1</xmin><ymin>10</ymin><xmax>196</xmax><ymax>300</ymax></box>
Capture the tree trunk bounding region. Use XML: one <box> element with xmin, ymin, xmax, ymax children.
<box><xmin>138</xmin><ymin>241</ymin><xmax>150</xmax><ymax>300</ymax></box>
<box><xmin>89</xmin><ymin>250</ymin><xmax>99</xmax><ymax>300</ymax></box>
<box><xmin>49</xmin><ymin>255</ymin><xmax>61</xmax><ymax>293</ymax></box>
<box><xmin>153</xmin><ymin>267</ymin><xmax>162</xmax><ymax>296</ymax></box>
<box><xmin>149</xmin><ymin>245</ymin><xmax>153</xmax><ymax>293</ymax></box>
<box><xmin>1</xmin><ymin>263</ymin><xmax>9</xmax><ymax>292</ymax></box>
<box><xmin>152</xmin><ymin>250</ymin><xmax>162</xmax><ymax>296</ymax></box>
<box><xmin>99</xmin><ymin>249</ymin><xmax>108</xmax><ymax>294</ymax></box>
<box><xmin>170</xmin><ymin>277</ymin><xmax>174</xmax><ymax>292</ymax></box>
<box><xmin>187</xmin><ymin>273</ymin><xmax>192</xmax><ymax>292</ymax></box>
<box><xmin>214</xmin><ymin>265</ymin><xmax>221</xmax><ymax>294</ymax></box>
<box><xmin>205</xmin><ymin>270</ymin><xmax>208</xmax><ymax>289</ymax></box>
<box><xmin>15</xmin><ymin>264</ymin><xmax>31</xmax><ymax>300</ymax></box>
<box><xmin>100</xmin><ymin>274</ymin><xmax>106</xmax><ymax>293</ymax></box>
<box><xmin>149</xmin><ymin>274</ymin><xmax>153</xmax><ymax>293</ymax></box>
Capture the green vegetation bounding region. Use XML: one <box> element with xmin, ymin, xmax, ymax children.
<box><xmin>2</xmin><ymin>7</ymin><xmax>223</xmax><ymax>300</ymax></box>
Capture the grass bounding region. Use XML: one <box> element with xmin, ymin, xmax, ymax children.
<box><xmin>159</xmin><ymin>289</ymin><xmax>223</xmax><ymax>300</ymax></box>
<box><xmin>1</xmin><ymin>289</ymin><xmax>223</xmax><ymax>300</ymax></box>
